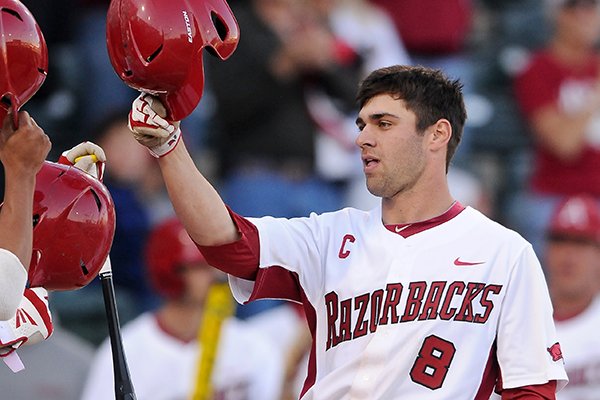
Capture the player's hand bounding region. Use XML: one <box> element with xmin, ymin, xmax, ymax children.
<box><xmin>0</xmin><ymin>288</ymin><xmax>53</xmax><ymax>357</ymax></box>
<box><xmin>128</xmin><ymin>93</ymin><xmax>182</xmax><ymax>158</ymax></box>
<box><xmin>0</xmin><ymin>111</ymin><xmax>51</xmax><ymax>177</ymax></box>
<box><xmin>60</xmin><ymin>141</ymin><xmax>106</xmax><ymax>180</ymax></box>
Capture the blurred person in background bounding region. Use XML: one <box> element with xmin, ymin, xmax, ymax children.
<box><xmin>50</xmin><ymin>112</ymin><xmax>165</xmax><ymax>346</ymax></box>
<box><xmin>511</xmin><ymin>0</ymin><xmax>600</xmax><ymax>255</ymax></box>
<box><xmin>81</xmin><ymin>217</ymin><xmax>283</xmax><ymax>400</ymax></box>
<box><xmin>544</xmin><ymin>194</ymin><xmax>600</xmax><ymax>399</ymax></box>
<box><xmin>205</xmin><ymin>0</ymin><xmax>363</xmax><ymax>320</ymax></box>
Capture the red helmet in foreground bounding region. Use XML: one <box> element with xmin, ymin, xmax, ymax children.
<box><xmin>106</xmin><ymin>0</ymin><xmax>240</xmax><ymax>120</ymax></box>
<box><xmin>145</xmin><ymin>217</ymin><xmax>208</xmax><ymax>299</ymax></box>
<box><xmin>0</xmin><ymin>0</ymin><xmax>48</xmax><ymax>126</ymax></box>
<box><xmin>26</xmin><ymin>161</ymin><xmax>116</xmax><ymax>291</ymax></box>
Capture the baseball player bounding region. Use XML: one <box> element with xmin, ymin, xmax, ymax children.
<box><xmin>544</xmin><ymin>195</ymin><xmax>600</xmax><ymax>399</ymax></box>
<box><xmin>0</xmin><ymin>0</ymin><xmax>115</xmax><ymax>370</ymax></box>
<box><xmin>126</xmin><ymin>64</ymin><xmax>568</xmax><ymax>399</ymax></box>
<box><xmin>81</xmin><ymin>216</ymin><xmax>283</xmax><ymax>400</ymax></box>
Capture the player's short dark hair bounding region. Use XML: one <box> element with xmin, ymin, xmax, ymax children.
<box><xmin>356</xmin><ymin>65</ymin><xmax>467</xmax><ymax>170</ymax></box>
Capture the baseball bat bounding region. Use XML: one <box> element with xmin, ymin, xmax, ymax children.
<box><xmin>191</xmin><ymin>282</ymin><xmax>235</xmax><ymax>400</ymax></box>
<box><xmin>99</xmin><ymin>257</ymin><xmax>137</xmax><ymax>400</ymax></box>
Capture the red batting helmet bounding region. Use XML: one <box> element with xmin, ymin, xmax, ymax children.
<box><xmin>106</xmin><ymin>0</ymin><xmax>240</xmax><ymax>120</ymax></box>
<box><xmin>145</xmin><ymin>217</ymin><xmax>208</xmax><ymax>299</ymax></box>
<box><xmin>548</xmin><ymin>194</ymin><xmax>600</xmax><ymax>244</ymax></box>
<box><xmin>0</xmin><ymin>0</ymin><xmax>48</xmax><ymax>126</ymax></box>
<box><xmin>26</xmin><ymin>161</ymin><xmax>116</xmax><ymax>291</ymax></box>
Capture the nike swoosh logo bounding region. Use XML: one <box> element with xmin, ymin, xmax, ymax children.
<box><xmin>453</xmin><ymin>257</ymin><xmax>485</xmax><ymax>266</ymax></box>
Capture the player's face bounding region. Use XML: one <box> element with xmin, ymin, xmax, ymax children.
<box><xmin>545</xmin><ymin>239</ymin><xmax>600</xmax><ymax>299</ymax></box>
<box><xmin>355</xmin><ymin>94</ymin><xmax>427</xmax><ymax>199</ymax></box>
<box><xmin>181</xmin><ymin>263</ymin><xmax>217</xmax><ymax>305</ymax></box>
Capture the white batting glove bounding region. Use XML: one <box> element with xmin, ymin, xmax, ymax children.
<box><xmin>0</xmin><ymin>288</ymin><xmax>53</xmax><ymax>358</ymax></box>
<box><xmin>60</xmin><ymin>141</ymin><xmax>107</xmax><ymax>180</ymax></box>
<box><xmin>128</xmin><ymin>93</ymin><xmax>182</xmax><ymax>158</ymax></box>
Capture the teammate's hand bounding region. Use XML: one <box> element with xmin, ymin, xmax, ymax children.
<box><xmin>0</xmin><ymin>287</ymin><xmax>53</xmax><ymax>357</ymax></box>
<box><xmin>128</xmin><ymin>93</ymin><xmax>181</xmax><ymax>158</ymax></box>
<box><xmin>60</xmin><ymin>141</ymin><xmax>106</xmax><ymax>180</ymax></box>
<box><xmin>0</xmin><ymin>111</ymin><xmax>51</xmax><ymax>177</ymax></box>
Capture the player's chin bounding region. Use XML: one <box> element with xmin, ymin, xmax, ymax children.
<box><xmin>365</xmin><ymin>180</ymin><xmax>386</xmax><ymax>198</ymax></box>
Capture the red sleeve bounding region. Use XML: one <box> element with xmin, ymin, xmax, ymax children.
<box><xmin>195</xmin><ymin>207</ymin><xmax>260</xmax><ymax>281</ymax></box>
<box><xmin>500</xmin><ymin>380</ymin><xmax>557</xmax><ymax>400</ymax></box>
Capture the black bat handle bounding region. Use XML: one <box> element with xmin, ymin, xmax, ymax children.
<box><xmin>100</xmin><ymin>272</ymin><xmax>137</xmax><ymax>400</ymax></box>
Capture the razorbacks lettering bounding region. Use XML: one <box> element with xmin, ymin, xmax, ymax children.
<box><xmin>325</xmin><ymin>281</ymin><xmax>503</xmax><ymax>350</ymax></box>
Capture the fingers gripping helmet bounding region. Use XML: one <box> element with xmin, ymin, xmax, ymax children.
<box><xmin>28</xmin><ymin>161</ymin><xmax>116</xmax><ymax>291</ymax></box>
<box><xmin>145</xmin><ymin>217</ymin><xmax>207</xmax><ymax>299</ymax></box>
<box><xmin>0</xmin><ymin>0</ymin><xmax>48</xmax><ymax>126</ymax></box>
<box><xmin>106</xmin><ymin>0</ymin><xmax>240</xmax><ymax>120</ymax></box>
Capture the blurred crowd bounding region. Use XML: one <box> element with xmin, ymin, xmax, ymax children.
<box><xmin>1</xmin><ymin>0</ymin><xmax>600</xmax><ymax>399</ymax></box>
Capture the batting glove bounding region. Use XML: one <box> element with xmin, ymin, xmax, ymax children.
<box><xmin>128</xmin><ymin>93</ymin><xmax>182</xmax><ymax>158</ymax></box>
<box><xmin>59</xmin><ymin>141</ymin><xmax>107</xmax><ymax>180</ymax></box>
<box><xmin>0</xmin><ymin>287</ymin><xmax>53</xmax><ymax>358</ymax></box>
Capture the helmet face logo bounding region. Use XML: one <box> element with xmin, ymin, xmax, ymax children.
<box><xmin>182</xmin><ymin>10</ymin><xmax>193</xmax><ymax>43</ymax></box>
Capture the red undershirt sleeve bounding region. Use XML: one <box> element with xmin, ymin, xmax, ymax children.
<box><xmin>500</xmin><ymin>381</ymin><xmax>557</xmax><ymax>400</ymax></box>
<box><xmin>195</xmin><ymin>207</ymin><xmax>261</xmax><ymax>281</ymax></box>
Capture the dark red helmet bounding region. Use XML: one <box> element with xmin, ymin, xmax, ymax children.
<box><xmin>27</xmin><ymin>161</ymin><xmax>116</xmax><ymax>291</ymax></box>
<box><xmin>106</xmin><ymin>0</ymin><xmax>240</xmax><ymax>120</ymax></box>
<box><xmin>0</xmin><ymin>0</ymin><xmax>48</xmax><ymax>127</ymax></box>
<box><xmin>145</xmin><ymin>217</ymin><xmax>207</xmax><ymax>299</ymax></box>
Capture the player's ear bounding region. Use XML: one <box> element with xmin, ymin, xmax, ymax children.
<box><xmin>429</xmin><ymin>118</ymin><xmax>452</xmax><ymax>151</ymax></box>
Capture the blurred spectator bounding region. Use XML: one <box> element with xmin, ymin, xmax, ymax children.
<box><xmin>21</xmin><ymin>0</ymin><xmax>83</xmax><ymax>160</ymax></box>
<box><xmin>544</xmin><ymin>194</ymin><xmax>600</xmax><ymax>399</ymax></box>
<box><xmin>369</xmin><ymin>0</ymin><xmax>477</xmax><ymax>165</ymax></box>
<box><xmin>306</xmin><ymin>0</ymin><xmax>412</xmax><ymax>210</ymax></box>
<box><xmin>74</xmin><ymin>0</ymin><xmax>137</xmax><ymax>127</ymax></box>
<box><xmin>205</xmin><ymin>0</ymin><xmax>363</xmax><ymax>318</ymax></box>
<box><xmin>511</xmin><ymin>0</ymin><xmax>600</xmax><ymax>254</ymax></box>
<box><xmin>81</xmin><ymin>217</ymin><xmax>283</xmax><ymax>400</ymax></box>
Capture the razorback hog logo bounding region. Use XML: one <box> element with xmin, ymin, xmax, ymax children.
<box><xmin>547</xmin><ymin>342</ymin><xmax>563</xmax><ymax>362</ymax></box>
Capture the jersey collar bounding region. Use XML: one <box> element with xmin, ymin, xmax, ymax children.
<box><xmin>384</xmin><ymin>201</ymin><xmax>466</xmax><ymax>238</ymax></box>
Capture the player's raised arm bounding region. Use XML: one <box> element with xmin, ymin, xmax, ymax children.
<box><xmin>0</xmin><ymin>112</ymin><xmax>50</xmax><ymax>272</ymax></box>
<box><xmin>128</xmin><ymin>94</ymin><xmax>238</xmax><ymax>247</ymax></box>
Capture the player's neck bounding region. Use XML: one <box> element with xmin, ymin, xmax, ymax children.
<box><xmin>381</xmin><ymin>181</ymin><xmax>454</xmax><ymax>225</ymax></box>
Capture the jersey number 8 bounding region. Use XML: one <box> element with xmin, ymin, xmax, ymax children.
<box><xmin>409</xmin><ymin>335</ymin><xmax>456</xmax><ymax>390</ymax></box>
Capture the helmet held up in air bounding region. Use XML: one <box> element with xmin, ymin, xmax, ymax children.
<box><xmin>0</xmin><ymin>0</ymin><xmax>48</xmax><ymax>127</ymax></box>
<box><xmin>106</xmin><ymin>0</ymin><xmax>240</xmax><ymax>120</ymax></box>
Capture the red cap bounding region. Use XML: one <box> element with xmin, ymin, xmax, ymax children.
<box><xmin>548</xmin><ymin>194</ymin><xmax>600</xmax><ymax>243</ymax></box>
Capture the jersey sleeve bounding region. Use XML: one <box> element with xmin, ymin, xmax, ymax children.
<box><xmin>228</xmin><ymin>213</ymin><xmax>325</xmax><ymax>306</ymax></box>
<box><xmin>0</xmin><ymin>249</ymin><xmax>28</xmax><ymax>321</ymax></box>
<box><xmin>496</xmin><ymin>245</ymin><xmax>568</xmax><ymax>392</ymax></box>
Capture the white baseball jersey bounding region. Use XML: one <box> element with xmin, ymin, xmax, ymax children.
<box><xmin>227</xmin><ymin>203</ymin><xmax>568</xmax><ymax>399</ymax></box>
<box><xmin>0</xmin><ymin>248</ymin><xmax>27</xmax><ymax>321</ymax></box>
<box><xmin>554</xmin><ymin>295</ymin><xmax>600</xmax><ymax>400</ymax></box>
<box><xmin>81</xmin><ymin>312</ymin><xmax>283</xmax><ymax>400</ymax></box>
